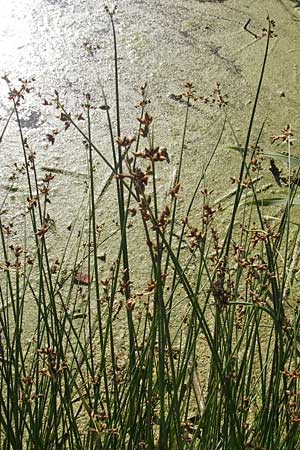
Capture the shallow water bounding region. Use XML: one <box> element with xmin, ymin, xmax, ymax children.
<box><xmin>0</xmin><ymin>0</ymin><xmax>300</xmax><ymax>244</ymax></box>
<box><xmin>0</xmin><ymin>0</ymin><xmax>299</xmax><ymax>368</ymax></box>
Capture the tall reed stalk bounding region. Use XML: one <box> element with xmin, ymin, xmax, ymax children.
<box><xmin>0</xmin><ymin>11</ymin><xmax>299</xmax><ymax>450</ymax></box>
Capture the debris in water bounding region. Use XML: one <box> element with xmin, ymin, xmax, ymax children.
<box><xmin>74</xmin><ymin>272</ymin><xmax>91</xmax><ymax>285</ymax></box>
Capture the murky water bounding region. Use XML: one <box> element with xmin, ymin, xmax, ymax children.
<box><xmin>0</xmin><ymin>0</ymin><xmax>299</xmax><ymax>352</ymax></box>
<box><xmin>0</xmin><ymin>0</ymin><xmax>300</xmax><ymax>240</ymax></box>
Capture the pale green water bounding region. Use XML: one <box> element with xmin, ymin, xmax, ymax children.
<box><xmin>0</xmin><ymin>0</ymin><xmax>300</xmax><ymax>332</ymax></box>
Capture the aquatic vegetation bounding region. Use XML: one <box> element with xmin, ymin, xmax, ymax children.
<box><xmin>0</xmin><ymin>9</ymin><xmax>300</xmax><ymax>450</ymax></box>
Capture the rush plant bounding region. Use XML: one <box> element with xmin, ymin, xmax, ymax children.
<box><xmin>0</xmin><ymin>10</ymin><xmax>299</xmax><ymax>450</ymax></box>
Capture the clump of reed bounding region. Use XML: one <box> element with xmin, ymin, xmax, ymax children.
<box><xmin>0</xmin><ymin>9</ymin><xmax>300</xmax><ymax>450</ymax></box>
